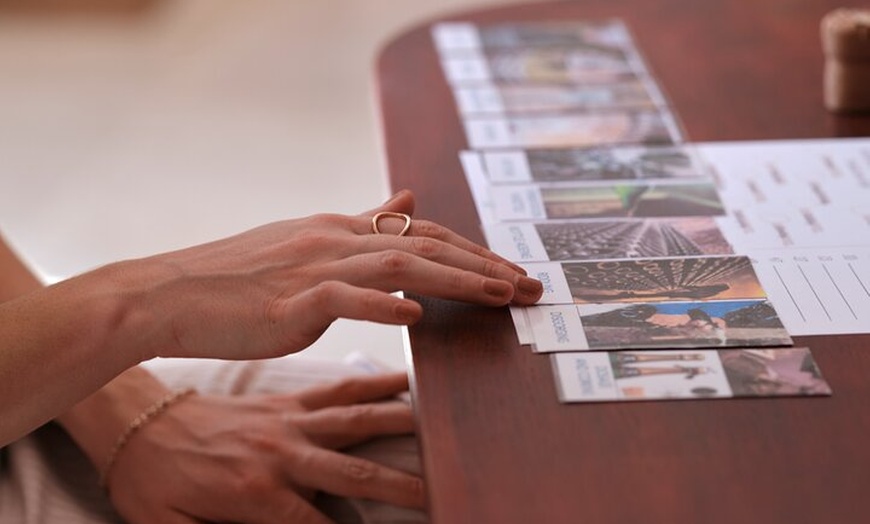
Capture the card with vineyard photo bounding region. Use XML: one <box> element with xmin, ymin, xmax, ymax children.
<box><xmin>523</xmin><ymin>256</ymin><xmax>765</xmax><ymax>305</ymax></box>
<box><xmin>483</xmin><ymin>218</ymin><xmax>734</xmax><ymax>262</ymax></box>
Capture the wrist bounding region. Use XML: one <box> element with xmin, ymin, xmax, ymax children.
<box><xmin>56</xmin><ymin>367</ymin><xmax>172</xmax><ymax>471</ymax></box>
<box><xmin>88</xmin><ymin>256</ymin><xmax>186</xmax><ymax>363</ymax></box>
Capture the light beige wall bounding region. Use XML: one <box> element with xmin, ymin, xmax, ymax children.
<box><xmin>0</xmin><ymin>0</ymin><xmax>542</xmax><ymax>365</ymax></box>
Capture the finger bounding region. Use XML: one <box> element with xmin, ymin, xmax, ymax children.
<box><xmin>351</xmin><ymin>208</ymin><xmax>526</xmax><ymax>275</ymax></box>
<box><xmin>274</xmin><ymin>281</ymin><xmax>424</xmax><ymax>349</ymax></box>
<box><xmin>157</xmin><ymin>511</ymin><xmax>202</xmax><ymax>524</ymax></box>
<box><xmin>406</xmin><ymin>217</ymin><xmax>528</xmax><ymax>274</ymax></box>
<box><xmin>286</xmin><ymin>447</ymin><xmax>425</xmax><ymax>510</ymax></box>
<box><xmin>296</xmin><ymin>373</ymin><xmax>409</xmax><ymax>410</ymax></box>
<box><xmin>297</xmin><ymin>401</ymin><xmax>415</xmax><ymax>449</ymax></box>
<box><xmin>323</xmin><ymin>251</ymin><xmax>522</xmax><ymax>306</ymax></box>
<box><xmin>358</xmin><ymin>234</ymin><xmax>543</xmax><ymax>303</ymax></box>
<box><xmin>362</xmin><ymin>189</ymin><xmax>415</xmax><ymax>217</ymax></box>
<box><xmin>185</xmin><ymin>477</ymin><xmax>333</xmax><ymax>524</ymax></box>
<box><xmin>240</xmin><ymin>490</ymin><xmax>333</xmax><ymax>524</ymax></box>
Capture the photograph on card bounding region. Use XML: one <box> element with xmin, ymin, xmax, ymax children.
<box><xmin>484</xmin><ymin>45</ymin><xmax>645</xmax><ymax>84</ymax></box>
<box><xmin>484</xmin><ymin>218</ymin><xmax>733</xmax><ymax>262</ymax></box>
<box><xmin>540</xmin><ymin>182</ymin><xmax>725</xmax><ymax>219</ymax></box>
<box><xmin>552</xmin><ymin>347</ymin><xmax>829</xmax><ymax>403</ymax></box>
<box><xmin>486</xmin><ymin>218</ymin><xmax>734</xmax><ymax>262</ymax></box>
<box><xmin>577</xmin><ymin>300</ymin><xmax>792</xmax><ymax>350</ymax></box>
<box><xmin>525</xmin><ymin>255</ymin><xmax>766</xmax><ymax>304</ymax></box>
<box><xmin>453</xmin><ymin>81</ymin><xmax>663</xmax><ymax>115</ymax></box>
<box><xmin>432</xmin><ymin>21</ymin><xmax>634</xmax><ymax>53</ymax></box>
<box><xmin>463</xmin><ymin>109</ymin><xmax>681</xmax><ymax>149</ymax></box>
<box><xmin>719</xmin><ymin>348</ymin><xmax>832</xmax><ymax>396</ymax></box>
<box><xmin>481</xmin><ymin>145</ymin><xmax>712</xmax><ymax>184</ymax></box>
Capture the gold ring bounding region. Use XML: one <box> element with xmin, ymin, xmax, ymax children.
<box><xmin>371</xmin><ymin>212</ymin><xmax>412</xmax><ymax>236</ymax></box>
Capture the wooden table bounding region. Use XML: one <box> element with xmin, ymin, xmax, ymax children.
<box><xmin>375</xmin><ymin>2</ymin><xmax>870</xmax><ymax>522</ymax></box>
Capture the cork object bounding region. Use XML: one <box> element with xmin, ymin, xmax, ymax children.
<box><xmin>821</xmin><ymin>8</ymin><xmax>870</xmax><ymax>113</ymax></box>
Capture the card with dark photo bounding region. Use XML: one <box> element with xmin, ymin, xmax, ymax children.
<box><xmin>561</xmin><ymin>256</ymin><xmax>766</xmax><ymax>303</ymax></box>
<box><xmin>524</xmin><ymin>255</ymin><xmax>766</xmax><ymax>305</ymax></box>
<box><xmin>552</xmin><ymin>347</ymin><xmax>830</xmax><ymax>403</ymax></box>
<box><xmin>483</xmin><ymin>218</ymin><xmax>734</xmax><ymax>262</ymax></box>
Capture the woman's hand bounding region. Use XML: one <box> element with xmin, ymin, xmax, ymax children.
<box><xmin>62</xmin><ymin>369</ymin><xmax>421</xmax><ymax>524</ymax></box>
<box><xmin>0</xmin><ymin>190</ymin><xmax>542</xmax><ymax>446</ymax></box>
<box><xmin>116</xmin><ymin>190</ymin><xmax>542</xmax><ymax>362</ymax></box>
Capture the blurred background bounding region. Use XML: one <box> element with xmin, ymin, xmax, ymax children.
<box><xmin>0</xmin><ymin>0</ymin><xmax>544</xmax><ymax>368</ymax></box>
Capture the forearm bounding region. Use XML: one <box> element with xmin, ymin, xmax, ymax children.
<box><xmin>0</xmin><ymin>234</ymin><xmax>42</xmax><ymax>301</ymax></box>
<box><xmin>0</xmin><ymin>261</ymin><xmax>167</xmax><ymax>446</ymax></box>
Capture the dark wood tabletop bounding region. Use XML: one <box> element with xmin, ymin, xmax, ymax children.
<box><xmin>375</xmin><ymin>1</ymin><xmax>870</xmax><ymax>523</ymax></box>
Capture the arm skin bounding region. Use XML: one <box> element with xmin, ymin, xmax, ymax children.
<box><xmin>0</xmin><ymin>190</ymin><xmax>544</xmax><ymax>447</ymax></box>
<box><xmin>0</xmin><ymin>232</ymin><xmax>423</xmax><ymax>522</ymax></box>
<box><xmin>0</xmin><ymin>247</ymin><xmax>426</xmax><ymax>522</ymax></box>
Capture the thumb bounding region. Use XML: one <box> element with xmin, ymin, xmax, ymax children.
<box><xmin>363</xmin><ymin>189</ymin><xmax>415</xmax><ymax>216</ymax></box>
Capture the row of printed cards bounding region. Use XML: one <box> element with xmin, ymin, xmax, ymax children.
<box><xmin>430</xmin><ymin>21</ymin><xmax>831</xmax><ymax>403</ymax></box>
<box><xmin>432</xmin><ymin>21</ymin><xmax>685</xmax><ymax>149</ymax></box>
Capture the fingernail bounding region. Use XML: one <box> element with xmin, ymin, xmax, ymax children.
<box><xmin>517</xmin><ymin>276</ymin><xmax>543</xmax><ymax>296</ymax></box>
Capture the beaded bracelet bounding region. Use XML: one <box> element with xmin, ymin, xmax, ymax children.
<box><xmin>98</xmin><ymin>388</ymin><xmax>197</xmax><ymax>489</ymax></box>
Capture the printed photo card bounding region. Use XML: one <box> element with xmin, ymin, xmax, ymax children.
<box><xmin>552</xmin><ymin>347</ymin><xmax>831</xmax><ymax>403</ymax></box>
<box><xmin>462</xmin><ymin>109</ymin><xmax>683</xmax><ymax>149</ymax></box>
<box><xmin>432</xmin><ymin>20</ymin><xmax>635</xmax><ymax>54</ymax></box>
<box><xmin>523</xmin><ymin>255</ymin><xmax>766</xmax><ymax>305</ymax></box>
<box><xmin>452</xmin><ymin>80</ymin><xmax>665</xmax><ymax>116</ymax></box>
<box><xmin>440</xmin><ymin>45</ymin><xmax>648</xmax><ymax>86</ymax></box>
<box><xmin>461</xmin><ymin>151</ymin><xmax>722</xmax><ymax>222</ymax></box>
<box><xmin>483</xmin><ymin>218</ymin><xmax>734</xmax><ymax>263</ymax></box>
<box><xmin>474</xmin><ymin>144</ymin><xmax>712</xmax><ymax>184</ymax></box>
<box><xmin>521</xmin><ymin>299</ymin><xmax>792</xmax><ymax>352</ymax></box>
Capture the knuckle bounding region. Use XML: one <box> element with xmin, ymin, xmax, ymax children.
<box><xmin>340</xmin><ymin>457</ymin><xmax>377</xmax><ymax>483</ymax></box>
<box><xmin>309</xmin><ymin>281</ymin><xmax>342</xmax><ymax>308</ymax></box>
<box><xmin>450</xmin><ymin>269</ymin><xmax>468</xmax><ymax>290</ymax></box>
<box><xmin>332</xmin><ymin>376</ymin><xmax>366</xmax><ymax>399</ymax></box>
<box><xmin>343</xmin><ymin>404</ymin><xmax>375</xmax><ymax>426</ymax></box>
<box><xmin>243</xmin><ymin>430</ymin><xmax>283</xmax><ymax>454</ymax></box>
<box><xmin>409</xmin><ymin>236</ymin><xmax>442</xmax><ymax>258</ymax></box>
<box><xmin>376</xmin><ymin>250</ymin><xmax>412</xmax><ymax>275</ymax></box>
<box><xmin>231</xmin><ymin>470</ymin><xmax>277</xmax><ymax>499</ymax></box>
<box><xmin>264</xmin><ymin>295</ymin><xmax>286</xmax><ymax>327</ymax></box>
<box><xmin>289</xmin><ymin>227</ymin><xmax>330</xmax><ymax>253</ymax></box>
<box><xmin>480</xmin><ymin>258</ymin><xmax>501</xmax><ymax>278</ymax></box>
<box><xmin>407</xmin><ymin>476</ymin><xmax>425</xmax><ymax>500</ymax></box>
<box><xmin>413</xmin><ymin>219</ymin><xmax>444</xmax><ymax>239</ymax></box>
<box><xmin>357</xmin><ymin>291</ymin><xmax>382</xmax><ymax>313</ymax></box>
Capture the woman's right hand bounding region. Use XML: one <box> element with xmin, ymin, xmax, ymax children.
<box><xmin>112</xmin><ymin>189</ymin><xmax>542</xmax><ymax>363</ymax></box>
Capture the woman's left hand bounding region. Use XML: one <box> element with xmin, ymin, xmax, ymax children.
<box><xmin>61</xmin><ymin>368</ymin><xmax>421</xmax><ymax>524</ymax></box>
